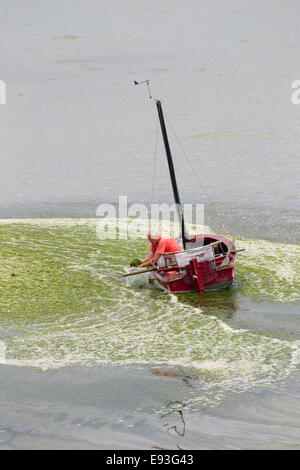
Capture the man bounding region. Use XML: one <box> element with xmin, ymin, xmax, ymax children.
<box><xmin>139</xmin><ymin>230</ymin><xmax>182</xmax><ymax>267</ymax></box>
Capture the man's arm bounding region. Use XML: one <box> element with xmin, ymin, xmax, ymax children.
<box><xmin>139</xmin><ymin>252</ymin><xmax>161</xmax><ymax>267</ymax></box>
<box><xmin>139</xmin><ymin>254</ymin><xmax>153</xmax><ymax>267</ymax></box>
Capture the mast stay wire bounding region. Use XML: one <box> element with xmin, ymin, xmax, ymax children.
<box><xmin>163</xmin><ymin>111</ymin><xmax>229</xmax><ymax>238</ymax></box>
<box><xmin>150</xmin><ymin>115</ymin><xmax>159</xmax><ymax>206</ymax></box>
<box><xmin>133</xmin><ymin>79</ymin><xmax>230</xmax><ymax>238</ymax></box>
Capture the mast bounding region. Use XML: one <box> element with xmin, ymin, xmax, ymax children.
<box><xmin>156</xmin><ymin>99</ymin><xmax>187</xmax><ymax>250</ymax></box>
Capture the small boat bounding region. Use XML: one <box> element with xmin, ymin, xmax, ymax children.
<box><xmin>129</xmin><ymin>87</ymin><xmax>239</xmax><ymax>294</ymax></box>
<box><xmin>153</xmin><ymin>231</ymin><xmax>236</xmax><ymax>293</ymax></box>
<box><xmin>153</xmin><ymin>98</ymin><xmax>237</xmax><ymax>293</ymax></box>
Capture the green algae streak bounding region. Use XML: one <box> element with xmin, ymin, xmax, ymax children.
<box><xmin>0</xmin><ymin>219</ymin><xmax>299</xmax><ymax>408</ymax></box>
<box><xmin>0</xmin><ymin>220</ymin><xmax>145</xmax><ymax>319</ymax></box>
<box><xmin>235</xmin><ymin>238</ymin><xmax>300</xmax><ymax>303</ymax></box>
<box><xmin>1</xmin><ymin>220</ymin><xmax>298</xmax><ymax>322</ymax></box>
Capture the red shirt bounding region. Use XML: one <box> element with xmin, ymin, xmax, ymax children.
<box><xmin>151</xmin><ymin>236</ymin><xmax>182</xmax><ymax>256</ymax></box>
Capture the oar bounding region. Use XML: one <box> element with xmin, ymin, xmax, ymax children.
<box><xmin>122</xmin><ymin>267</ymin><xmax>157</xmax><ymax>277</ymax></box>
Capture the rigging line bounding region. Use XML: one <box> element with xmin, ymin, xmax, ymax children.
<box><xmin>146</xmin><ymin>115</ymin><xmax>159</xmax><ymax>254</ymax></box>
<box><xmin>151</xmin><ymin>115</ymin><xmax>159</xmax><ymax>206</ymax></box>
<box><xmin>164</xmin><ymin>112</ymin><xmax>229</xmax><ymax>237</ymax></box>
<box><xmin>149</xmin><ymin>114</ymin><xmax>159</xmax><ymax>247</ymax></box>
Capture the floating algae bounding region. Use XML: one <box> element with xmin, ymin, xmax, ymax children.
<box><xmin>130</xmin><ymin>258</ymin><xmax>142</xmax><ymax>267</ymax></box>
<box><xmin>0</xmin><ymin>219</ymin><xmax>299</xmax><ymax>408</ymax></box>
<box><xmin>234</xmin><ymin>238</ymin><xmax>300</xmax><ymax>303</ymax></box>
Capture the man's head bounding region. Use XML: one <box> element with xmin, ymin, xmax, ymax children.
<box><xmin>147</xmin><ymin>229</ymin><xmax>161</xmax><ymax>244</ymax></box>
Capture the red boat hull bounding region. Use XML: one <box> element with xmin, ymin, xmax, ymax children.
<box><xmin>153</xmin><ymin>234</ymin><xmax>236</xmax><ymax>294</ymax></box>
